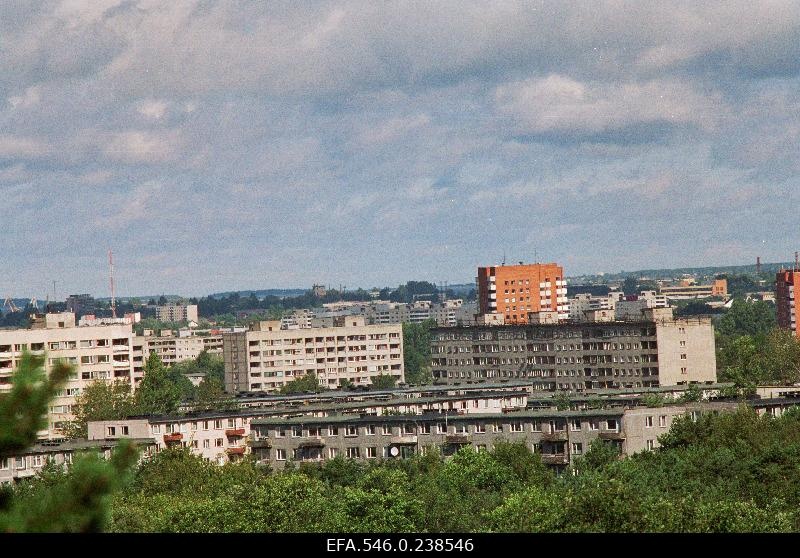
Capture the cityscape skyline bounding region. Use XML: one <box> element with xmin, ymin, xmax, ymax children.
<box><xmin>3</xmin><ymin>2</ymin><xmax>800</xmax><ymax>295</ymax></box>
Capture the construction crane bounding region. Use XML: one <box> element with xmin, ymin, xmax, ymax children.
<box><xmin>3</xmin><ymin>296</ymin><xmax>20</xmax><ymax>313</ymax></box>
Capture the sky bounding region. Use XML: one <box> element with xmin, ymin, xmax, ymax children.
<box><xmin>2</xmin><ymin>1</ymin><xmax>800</xmax><ymax>297</ymax></box>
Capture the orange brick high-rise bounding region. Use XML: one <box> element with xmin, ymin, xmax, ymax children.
<box><xmin>477</xmin><ymin>262</ymin><xmax>568</xmax><ymax>324</ymax></box>
<box><xmin>776</xmin><ymin>270</ymin><xmax>800</xmax><ymax>337</ymax></box>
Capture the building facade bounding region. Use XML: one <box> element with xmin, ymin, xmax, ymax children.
<box><xmin>776</xmin><ymin>270</ymin><xmax>800</xmax><ymax>337</ymax></box>
<box><xmin>223</xmin><ymin>317</ymin><xmax>403</xmax><ymax>393</ymax></box>
<box><xmin>430</xmin><ymin>308</ymin><xmax>716</xmax><ymax>390</ymax></box>
<box><xmin>477</xmin><ymin>263</ymin><xmax>568</xmax><ymax>324</ymax></box>
<box><xmin>0</xmin><ymin>313</ymin><xmax>136</xmax><ymax>437</ymax></box>
<box><xmin>155</xmin><ymin>303</ymin><xmax>199</xmax><ymax>323</ymax></box>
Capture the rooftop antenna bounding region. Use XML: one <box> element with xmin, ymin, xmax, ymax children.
<box><xmin>502</xmin><ymin>250</ymin><xmax>506</xmax><ymax>266</ymax></box>
<box><xmin>109</xmin><ymin>249</ymin><xmax>117</xmax><ymax>318</ymax></box>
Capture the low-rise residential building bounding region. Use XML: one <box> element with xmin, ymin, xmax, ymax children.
<box><xmin>659</xmin><ymin>279</ymin><xmax>728</xmax><ymax>301</ymax></box>
<box><xmin>431</xmin><ymin>307</ymin><xmax>717</xmax><ymax>390</ymax></box>
<box><xmin>0</xmin><ymin>438</ymin><xmax>156</xmax><ymax>485</ymax></box>
<box><xmin>248</xmin><ymin>401</ymin><xmax>746</xmax><ymax>471</ymax></box>
<box><xmin>223</xmin><ymin>317</ymin><xmax>403</xmax><ymax>393</ymax></box>
<box><xmin>132</xmin><ymin>331</ymin><xmax>223</xmax><ymax>373</ymax></box>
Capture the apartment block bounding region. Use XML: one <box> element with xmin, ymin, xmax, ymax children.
<box><xmin>247</xmin><ymin>401</ymin><xmax>743</xmax><ymax>471</ymax></box>
<box><xmin>659</xmin><ymin>278</ymin><xmax>728</xmax><ymax>300</ymax></box>
<box><xmin>132</xmin><ymin>331</ymin><xmax>223</xmax><ymax>373</ymax></box>
<box><xmin>0</xmin><ymin>313</ymin><xmax>135</xmax><ymax>438</ymax></box>
<box><xmin>430</xmin><ymin>307</ymin><xmax>716</xmax><ymax>390</ymax></box>
<box><xmin>223</xmin><ymin>317</ymin><xmax>403</xmax><ymax>393</ymax></box>
<box><xmin>569</xmin><ymin>292</ymin><xmax>624</xmax><ymax>321</ymax></box>
<box><xmin>155</xmin><ymin>303</ymin><xmax>199</xmax><ymax>323</ymax></box>
<box><xmin>0</xmin><ymin>438</ymin><xmax>156</xmax><ymax>485</ymax></box>
<box><xmin>776</xmin><ymin>270</ymin><xmax>800</xmax><ymax>337</ymax></box>
<box><xmin>477</xmin><ymin>263</ymin><xmax>568</xmax><ymax>324</ymax></box>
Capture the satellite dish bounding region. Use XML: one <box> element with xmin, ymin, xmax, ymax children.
<box><xmin>389</xmin><ymin>446</ymin><xmax>400</xmax><ymax>457</ymax></box>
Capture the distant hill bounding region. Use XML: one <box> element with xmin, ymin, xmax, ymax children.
<box><xmin>207</xmin><ymin>289</ymin><xmax>308</xmax><ymax>300</ymax></box>
<box><xmin>568</xmin><ymin>261</ymin><xmax>794</xmax><ymax>283</ymax></box>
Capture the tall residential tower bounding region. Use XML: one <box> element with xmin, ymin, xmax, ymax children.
<box><xmin>477</xmin><ymin>262</ymin><xmax>568</xmax><ymax>324</ymax></box>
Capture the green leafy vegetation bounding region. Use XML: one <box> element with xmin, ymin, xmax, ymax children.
<box><xmin>0</xmin><ymin>353</ymin><xmax>137</xmax><ymax>532</ymax></box>
<box><xmin>279</xmin><ymin>372</ymin><xmax>327</xmax><ymax>395</ymax></box>
<box><xmin>402</xmin><ymin>320</ymin><xmax>435</xmax><ymax>385</ymax></box>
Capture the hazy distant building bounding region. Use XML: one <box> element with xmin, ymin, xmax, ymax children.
<box><xmin>776</xmin><ymin>270</ymin><xmax>800</xmax><ymax>337</ymax></box>
<box><xmin>155</xmin><ymin>303</ymin><xmax>198</xmax><ymax>323</ymax></box>
<box><xmin>659</xmin><ymin>278</ymin><xmax>727</xmax><ymax>300</ymax></box>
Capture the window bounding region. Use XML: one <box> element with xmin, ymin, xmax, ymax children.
<box><xmin>645</xmin><ymin>416</ymin><xmax>653</xmax><ymax>428</ymax></box>
<box><xmin>456</xmin><ymin>424</ymin><xmax>468</xmax><ymax>434</ymax></box>
<box><xmin>64</xmin><ymin>453</ymin><xmax>72</xmax><ymax>465</ymax></box>
<box><xmin>366</xmin><ymin>447</ymin><xmax>377</xmax><ymax>458</ymax></box>
<box><xmin>203</xmin><ymin>421</ymin><xmax>209</xmax><ymax>430</ymax></box>
<box><xmin>381</xmin><ymin>425</ymin><xmax>391</xmax><ymax>435</ymax></box>
<box><xmin>492</xmin><ymin>423</ymin><xmax>502</xmax><ymax>433</ymax></box>
<box><xmin>570</xmin><ymin>419</ymin><xmax>581</xmax><ymax>431</ymax></box>
<box><xmin>107</xmin><ymin>426</ymin><xmax>116</xmax><ymax>436</ymax></box>
<box><xmin>121</xmin><ymin>426</ymin><xmax>129</xmax><ymax>436</ymax></box>
<box><xmin>215</xmin><ymin>438</ymin><xmax>224</xmax><ymax>447</ymax></box>
<box><xmin>203</xmin><ymin>440</ymin><xmax>210</xmax><ymax>449</ymax></box>
<box><xmin>214</xmin><ymin>420</ymin><xmax>222</xmax><ymax>429</ymax></box>
<box><xmin>474</xmin><ymin>423</ymin><xmax>486</xmax><ymax>433</ymax></box>
<box><xmin>0</xmin><ymin>458</ymin><xmax>8</xmax><ymax>470</ymax></box>
<box><xmin>345</xmin><ymin>425</ymin><xmax>358</xmax><ymax>437</ymax></box>
<box><xmin>32</xmin><ymin>455</ymin><xmax>42</xmax><ymax>467</ymax></box>
<box><xmin>531</xmin><ymin>421</ymin><xmax>542</xmax><ymax>432</ymax></box>
<box><xmin>329</xmin><ymin>426</ymin><xmax>339</xmax><ymax>436</ymax></box>
<box><xmin>276</xmin><ymin>449</ymin><xmax>286</xmax><ymax>461</ymax></box>
<box><xmin>346</xmin><ymin>447</ymin><xmax>360</xmax><ymax>459</ymax></box>
<box><xmin>366</xmin><ymin>425</ymin><xmax>376</xmax><ymax>435</ymax></box>
<box><xmin>476</xmin><ymin>444</ymin><xmax>487</xmax><ymax>452</ymax></box>
<box><xmin>510</xmin><ymin>422</ymin><xmax>523</xmax><ymax>432</ymax></box>
<box><xmin>571</xmin><ymin>442</ymin><xmax>583</xmax><ymax>455</ymax></box>
<box><xmin>403</xmin><ymin>423</ymin><xmax>415</xmax><ymax>435</ymax></box>
<box><xmin>659</xmin><ymin>415</ymin><xmax>667</xmax><ymax>428</ymax></box>
<box><xmin>606</xmin><ymin>419</ymin><xmax>618</xmax><ymax>431</ymax></box>
<box><xmin>646</xmin><ymin>439</ymin><xmax>655</xmax><ymax>451</ymax></box>
<box><xmin>422</xmin><ymin>423</ymin><xmax>432</xmax><ymax>434</ymax></box>
<box><xmin>680</xmin><ymin>354</ymin><xmax>687</xmax><ymax>360</ymax></box>
<box><xmin>329</xmin><ymin>448</ymin><xmax>339</xmax><ymax>459</ymax></box>
<box><xmin>292</xmin><ymin>426</ymin><xmax>302</xmax><ymax>438</ymax></box>
<box><xmin>15</xmin><ymin>457</ymin><xmax>26</xmax><ymax>470</ymax></box>
<box><xmin>276</xmin><ymin>428</ymin><xmax>286</xmax><ymax>437</ymax></box>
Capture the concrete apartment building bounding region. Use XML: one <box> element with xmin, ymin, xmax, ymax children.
<box><xmin>659</xmin><ymin>278</ymin><xmax>728</xmax><ymax>301</ymax></box>
<box><xmin>0</xmin><ymin>438</ymin><xmax>156</xmax><ymax>485</ymax></box>
<box><xmin>477</xmin><ymin>262</ymin><xmax>569</xmax><ymax>324</ymax></box>
<box><xmin>430</xmin><ymin>307</ymin><xmax>716</xmax><ymax>390</ymax></box>
<box><xmin>0</xmin><ymin>312</ymin><xmax>136</xmax><ymax>437</ymax></box>
<box><xmin>133</xmin><ymin>330</ymin><xmax>223</xmax><ymax>372</ymax></box>
<box><xmin>247</xmin><ymin>401</ymin><xmax>745</xmax><ymax>471</ymax></box>
<box><xmin>569</xmin><ymin>292</ymin><xmax>625</xmax><ymax>321</ymax></box>
<box><xmin>776</xmin><ymin>270</ymin><xmax>800</xmax><ymax>337</ymax></box>
<box><xmin>614</xmin><ymin>291</ymin><xmax>669</xmax><ymax>320</ymax></box>
<box><xmin>223</xmin><ymin>316</ymin><xmax>403</xmax><ymax>393</ymax></box>
<box><xmin>155</xmin><ymin>303</ymin><xmax>199</xmax><ymax>323</ymax></box>
<box><xmin>281</xmin><ymin>299</ymin><xmax>477</xmax><ymax>329</ymax></box>
<box><xmin>85</xmin><ymin>388</ymin><xmax>530</xmax><ymax>464</ymax></box>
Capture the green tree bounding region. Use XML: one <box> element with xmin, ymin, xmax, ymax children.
<box><xmin>0</xmin><ymin>352</ymin><xmax>137</xmax><ymax>532</ymax></box>
<box><xmin>370</xmin><ymin>374</ymin><xmax>397</xmax><ymax>390</ymax></box>
<box><xmin>574</xmin><ymin>438</ymin><xmax>621</xmax><ymax>471</ymax></box>
<box><xmin>402</xmin><ymin>320</ymin><xmax>435</xmax><ymax>385</ymax></box>
<box><xmin>134</xmin><ymin>352</ymin><xmax>182</xmax><ymax>415</ymax></box>
<box><xmin>192</xmin><ymin>375</ymin><xmax>233</xmax><ymax>412</ymax></box>
<box><xmin>64</xmin><ymin>380</ymin><xmax>136</xmax><ymax>438</ymax></box>
<box><xmin>279</xmin><ymin>372</ymin><xmax>326</xmax><ymax>395</ymax></box>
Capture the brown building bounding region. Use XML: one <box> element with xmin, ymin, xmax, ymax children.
<box><xmin>477</xmin><ymin>262</ymin><xmax>568</xmax><ymax>324</ymax></box>
<box><xmin>776</xmin><ymin>270</ymin><xmax>800</xmax><ymax>337</ymax></box>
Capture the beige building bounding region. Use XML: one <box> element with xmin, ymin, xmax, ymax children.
<box><xmin>0</xmin><ymin>313</ymin><xmax>136</xmax><ymax>438</ymax></box>
<box><xmin>155</xmin><ymin>303</ymin><xmax>199</xmax><ymax>323</ymax></box>
<box><xmin>133</xmin><ymin>331</ymin><xmax>223</xmax><ymax>372</ymax></box>
<box><xmin>223</xmin><ymin>317</ymin><xmax>404</xmax><ymax>393</ymax></box>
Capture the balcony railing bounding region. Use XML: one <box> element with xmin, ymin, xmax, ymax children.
<box><xmin>599</xmin><ymin>431</ymin><xmax>625</xmax><ymax>440</ymax></box>
<box><xmin>297</xmin><ymin>437</ymin><xmax>326</xmax><ymax>448</ymax></box>
<box><xmin>445</xmin><ymin>434</ymin><xmax>471</xmax><ymax>445</ymax></box>
<box><xmin>541</xmin><ymin>431</ymin><xmax>568</xmax><ymax>442</ymax></box>
<box><xmin>163</xmin><ymin>433</ymin><xmax>183</xmax><ymax>443</ymax></box>
<box><xmin>390</xmin><ymin>435</ymin><xmax>418</xmax><ymax>445</ymax></box>
<box><xmin>226</xmin><ymin>447</ymin><xmax>246</xmax><ymax>455</ymax></box>
<box><xmin>540</xmin><ymin>454</ymin><xmax>569</xmax><ymax>465</ymax></box>
<box><xmin>225</xmin><ymin>428</ymin><xmax>246</xmax><ymax>437</ymax></box>
<box><xmin>249</xmin><ymin>439</ymin><xmax>272</xmax><ymax>449</ymax></box>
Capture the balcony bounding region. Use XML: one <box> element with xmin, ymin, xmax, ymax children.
<box><xmin>163</xmin><ymin>433</ymin><xmax>183</xmax><ymax>443</ymax></box>
<box><xmin>225</xmin><ymin>428</ymin><xmax>246</xmax><ymax>437</ymax></box>
<box><xmin>599</xmin><ymin>431</ymin><xmax>625</xmax><ymax>440</ymax></box>
<box><xmin>250</xmin><ymin>439</ymin><xmax>272</xmax><ymax>449</ymax></box>
<box><xmin>390</xmin><ymin>435</ymin><xmax>418</xmax><ymax>445</ymax></box>
<box><xmin>445</xmin><ymin>434</ymin><xmax>471</xmax><ymax>445</ymax></box>
<box><xmin>541</xmin><ymin>431</ymin><xmax>568</xmax><ymax>442</ymax></box>
<box><xmin>226</xmin><ymin>447</ymin><xmax>246</xmax><ymax>456</ymax></box>
<box><xmin>540</xmin><ymin>454</ymin><xmax>570</xmax><ymax>465</ymax></box>
<box><xmin>297</xmin><ymin>437</ymin><xmax>326</xmax><ymax>448</ymax></box>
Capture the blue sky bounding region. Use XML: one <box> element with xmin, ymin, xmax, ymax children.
<box><xmin>2</xmin><ymin>1</ymin><xmax>799</xmax><ymax>297</ymax></box>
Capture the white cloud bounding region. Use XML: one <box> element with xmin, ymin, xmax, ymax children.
<box><xmin>102</xmin><ymin>130</ymin><xmax>182</xmax><ymax>164</ymax></box>
<box><xmin>494</xmin><ymin>75</ymin><xmax>723</xmax><ymax>137</ymax></box>
<box><xmin>137</xmin><ymin>99</ymin><xmax>168</xmax><ymax>120</ymax></box>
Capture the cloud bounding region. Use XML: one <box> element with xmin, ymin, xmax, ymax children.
<box><xmin>0</xmin><ymin>135</ymin><xmax>51</xmax><ymax>159</ymax></box>
<box><xmin>102</xmin><ymin>130</ymin><xmax>182</xmax><ymax>164</ymax></box>
<box><xmin>494</xmin><ymin>75</ymin><xmax>723</xmax><ymax>140</ymax></box>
